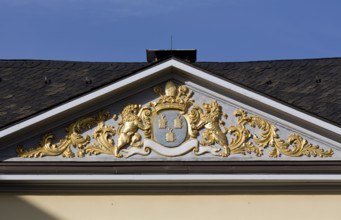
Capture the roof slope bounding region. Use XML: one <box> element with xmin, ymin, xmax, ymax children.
<box><xmin>196</xmin><ymin>58</ymin><xmax>341</xmax><ymax>126</ymax></box>
<box><xmin>0</xmin><ymin>58</ymin><xmax>340</xmax><ymax>129</ymax></box>
<box><xmin>0</xmin><ymin>60</ymin><xmax>148</xmax><ymax>128</ymax></box>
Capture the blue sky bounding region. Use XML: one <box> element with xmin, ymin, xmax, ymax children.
<box><xmin>0</xmin><ymin>0</ymin><xmax>340</xmax><ymax>62</ymax></box>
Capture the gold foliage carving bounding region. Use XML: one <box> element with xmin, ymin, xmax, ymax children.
<box><xmin>86</xmin><ymin>118</ymin><xmax>116</xmax><ymax>156</ymax></box>
<box><xmin>229</xmin><ymin>109</ymin><xmax>334</xmax><ymax>158</ymax></box>
<box><xmin>17</xmin><ymin>112</ymin><xmax>111</xmax><ymax>158</ymax></box>
<box><xmin>17</xmin><ymin>81</ymin><xmax>333</xmax><ymax>159</ymax></box>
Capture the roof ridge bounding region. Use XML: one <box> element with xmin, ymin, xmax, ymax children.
<box><xmin>196</xmin><ymin>57</ymin><xmax>341</xmax><ymax>64</ymax></box>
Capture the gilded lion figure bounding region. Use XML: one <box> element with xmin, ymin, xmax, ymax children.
<box><xmin>190</xmin><ymin>101</ymin><xmax>230</xmax><ymax>157</ymax></box>
<box><xmin>114</xmin><ymin>104</ymin><xmax>150</xmax><ymax>156</ymax></box>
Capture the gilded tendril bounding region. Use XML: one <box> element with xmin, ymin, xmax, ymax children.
<box><xmin>16</xmin><ymin>112</ymin><xmax>110</xmax><ymax>158</ymax></box>
<box><xmin>231</xmin><ymin>109</ymin><xmax>333</xmax><ymax>158</ymax></box>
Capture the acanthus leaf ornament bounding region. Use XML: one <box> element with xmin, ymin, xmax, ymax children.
<box><xmin>16</xmin><ymin>112</ymin><xmax>111</xmax><ymax>158</ymax></box>
<box><xmin>85</xmin><ymin>119</ymin><xmax>116</xmax><ymax>156</ymax></box>
<box><xmin>232</xmin><ymin>109</ymin><xmax>334</xmax><ymax>158</ymax></box>
<box><xmin>17</xmin><ymin>81</ymin><xmax>334</xmax><ymax>159</ymax></box>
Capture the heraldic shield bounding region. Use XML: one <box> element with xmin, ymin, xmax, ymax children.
<box><xmin>153</xmin><ymin>110</ymin><xmax>188</xmax><ymax>148</ymax></box>
<box><xmin>144</xmin><ymin>81</ymin><xmax>201</xmax><ymax>156</ymax></box>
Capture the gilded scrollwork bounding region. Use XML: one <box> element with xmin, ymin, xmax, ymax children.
<box><xmin>16</xmin><ymin>112</ymin><xmax>111</xmax><ymax>158</ymax></box>
<box><xmin>85</xmin><ymin>116</ymin><xmax>116</xmax><ymax>156</ymax></box>
<box><xmin>230</xmin><ymin>109</ymin><xmax>333</xmax><ymax>157</ymax></box>
<box><xmin>16</xmin><ymin>81</ymin><xmax>334</xmax><ymax>159</ymax></box>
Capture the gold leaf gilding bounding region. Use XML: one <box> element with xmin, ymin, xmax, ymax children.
<box><xmin>16</xmin><ymin>112</ymin><xmax>111</xmax><ymax>158</ymax></box>
<box><xmin>17</xmin><ymin>81</ymin><xmax>333</xmax><ymax>159</ymax></box>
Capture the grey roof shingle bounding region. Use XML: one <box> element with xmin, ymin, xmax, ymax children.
<box><xmin>0</xmin><ymin>58</ymin><xmax>340</xmax><ymax>129</ymax></box>
<box><xmin>0</xmin><ymin>60</ymin><xmax>149</xmax><ymax>129</ymax></box>
<box><xmin>195</xmin><ymin>58</ymin><xmax>341</xmax><ymax>126</ymax></box>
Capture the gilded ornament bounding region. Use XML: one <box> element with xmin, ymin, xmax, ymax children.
<box><xmin>17</xmin><ymin>112</ymin><xmax>110</xmax><ymax>158</ymax></box>
<box><xmin>158</xmin><ymin>114</ymin><xmax>167</xmax><ymax>129</ymax></box>
<box><xmin>151</xmin><ymin>81</ymin><xmax>193</xmax><ymax>113</ymax></box>
<box><xmin>17</xmin><ymin>81</ymin><xmax>333</xmax><ymax>159</ymax></box>
<box><xmin>190</xmin><ymin>101</ymin><xmax>230</xmax><ymax>157</ymax></box>
<box><xmin>114</xmin><ymin>104</ymin><xmax>151</xmax><ymax>156</ymax></box>
<box><xmin>87</xmin><ymin>104</ymin><xmax>151</xmax><ymax>157</ymax></box>
<box><xmin>85</xmin><ymin>117</ymin><xmax>116</xmax><ymax>156</ymax></box>
<box><xmin>173</xmin><ymin>114</ymin><xmax>182</xmax><ymax>129</ymax></box>
<box><xmin>230</xmin><ymin>109</ymin><xmax>333</xmax><ymax>157</ymax></box>
<box><xmin>166</xmin><ymin>128</ymin><xmax>175</xmax><ymax>142</ymax></box>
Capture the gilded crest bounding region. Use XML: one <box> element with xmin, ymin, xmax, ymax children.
<box><xmin>17</xmin><ymin>81</ymin><xmax>334</xmax><ymax>159</ymax></box>
<box><xmin>150</xmin><ymin>81</ymin><xmax>192</xmax><ymax>148</ymax></box>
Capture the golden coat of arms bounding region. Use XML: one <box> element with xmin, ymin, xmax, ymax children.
<box><xmin>17</xmin><ymin>81</ymin><xmax>333</xmax><ymax>159</ymax></box>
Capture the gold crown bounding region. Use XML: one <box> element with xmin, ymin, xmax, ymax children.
<box><xmin>151</xmin><ymin>81</ymin><xmax>193</xmax><ymax>113</ymax></box>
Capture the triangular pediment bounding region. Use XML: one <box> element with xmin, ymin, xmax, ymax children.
<box><xmin>0</xmin><ymin>59</ymin><xmax>340</xmax><ymax>163</ymax></box>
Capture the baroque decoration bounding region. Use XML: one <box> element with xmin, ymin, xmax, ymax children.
<box><xmin>17</xmin><ymin>81</ymin><xmax>334</xmax><ymax>159</ymax></box>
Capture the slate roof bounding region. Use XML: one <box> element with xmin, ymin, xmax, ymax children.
<box><xmin>195</xmin><ymin>59</ymin><xmax>341</xmax><ymax>126</ymax></box>
<box><xmin>0</xmin><ymin>58</ymin><xmax>340</xmax><ymax>129</ymax></box>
